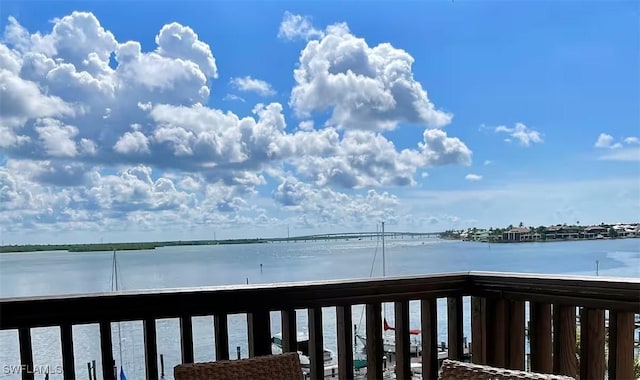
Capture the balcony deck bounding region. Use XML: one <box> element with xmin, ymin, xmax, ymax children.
<box><xmin>1</xmin><ymin>271</ymin><xmax>638</xmax><ymax>380</ymax></box>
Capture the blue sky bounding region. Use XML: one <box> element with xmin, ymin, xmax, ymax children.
<box><xmin>0</xmin><ymin>1</ymin><xmax>638</xmax><ymax>244</ymax></box>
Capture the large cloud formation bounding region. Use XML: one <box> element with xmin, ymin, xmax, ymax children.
<box><xmin>0</xmin><ymin>11</ymin><xmax>471</xmax><ymax>235</ymax></box>
<box><xmin>290</xmin><ymin>23</ymin><xmax>453</xmax><ymax>131</ymax></box>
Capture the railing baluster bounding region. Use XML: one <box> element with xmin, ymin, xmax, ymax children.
<box><xmin>143</xmin><ymin>318</ymin><xmax>158</xmax><ymax>380</ymax></box>
<box><xmin>553</xmin><ymin>304</ymin><xmax>577</xmax><ymax>377</ymax></box>
<box><xmin>180</xmin><ymin>316</ymin><xmax>194</xmax><ymax>363</ymax></box>
<box><xmin>486</xmin><ymin>298</ymin><xmax>506</xmax><ymax>367</ymax></box>
<box><xmin>529</xmin><ymin>302</ymin><xmax>552</xmax><ymax>373</ymax></box>
<box><xmin>214</xmin><ymin>313</ymin><xmax>230</xmax><ymax>360</ymax></box>
<box><xmin>99</xmin><ymin>321</ymin><xmax>115</xmax><ymax>380</ymax></box>
<box><xmin>366</xmin><ymin>303</ymin><xmax>383</xmax><ymax>380</ymax></box>
<box><xmin>18</xmin><ymin>327</ymin><xmax>34</xmax><ymax>380</ymax></box>
<box><xmin>60</xmin><ymin>324</ymin><xmax>75</xmax><ymax>379</ymax></box>
<box><xmin>507</xmin><ymin>300</ymin><xmax>525</xmax><ymax>370</ymax></box>
<box><xmin>394</xmin><ymin>300</ymin><xmax>411</xmax><ymax>380</ymax></box>
<box><xmin>447</xmin><ymin>296</ymin><xmax>463</xmax><ymax>360</ymax></box>
<box><xmin>421</xmin><ymin>298</ymin><xmax>438</xmax><ymax>380</ymax></box>
<box><xmin>336</xmin><ymin>306</ymin><xmax>354</xmax><ymax>380</ymax></box>
<box><xmin>281</xmin><ymin>309</ymin><xmax>297</xmax><ymax>353</ymax></box>
<box><xmin>308</xmin><ymin>307</ymin><xmax>324</xmax><ymax>380</ymax></box>
<box><xmin>247</xmin><ymin>310</ymin><xmax>272</xmax><ymax>357</ymax></box>
<box><xmin>471</xmin><ymin>296</ymin><xmax>486</xmax><ymax>365</ymax></box>
<box><xmin>608</xmin><ymin>311</ymin><xmax>634</xmax><ymax>380</ymax></box>
<box><xmin>579</xmin><ymin>308</ymin><xmax>605</xmax><ymax>380</ymax></box>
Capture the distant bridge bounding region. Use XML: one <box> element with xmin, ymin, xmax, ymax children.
<box><xmin>271</xmin><ymin>231</ymin><xmax>442</xmax><ymax>242</ymax></box>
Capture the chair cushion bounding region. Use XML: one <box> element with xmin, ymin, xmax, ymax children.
<box><xmin>439</xmin><ymin>359</ymin><xmax>575</xmax><ymax>380</ymax></box>
<box><xmin>174</xmin><ymin>352</ymin><xmax>304</xmax><ymax>380</ymax></box>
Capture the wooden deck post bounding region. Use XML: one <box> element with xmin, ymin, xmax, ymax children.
<box><xmin>214</xmin><ymin>313</ymin><xmax>230</xmax><ymax>360</ymax></box>
<box><xmin>529</xmin><ymin>302</ymin><xmax>552</xmax><ymax>373</ymax></box>
<box><xmin>60</xmin><ymin>324</ymin><xmax>76</xmax><ymax>379</ymax></box>
<box><xmin>180</xmin><ymin>316</ymin><xmax>194</xmax><ymax>363</ymax></box>
<box><xmin>308</xmin><ymin>307</ymin><xmax>324</xmax><ymax>380</ymax></box>
<box><xmin>18</xmin><ymin>327</ymin><xmax>34</xmax><ymax>380</ymax></box>
<box><xmin>143</xmin><ymin>318</ymin><xmax>158</xmax><ymax>380</ymax></box>
<box><xmin>552</xmin><ymin>304</ymin><xmax>577</xmax><ymax>377</ymax></box>
<box><xmin>607</xmin><ymin>310</ymin><xmax>634</xmax><ymax>380</ymax></box>
<box><xmin>486</xmin><ymin>298</ymin><xmax>506</xmax><ymax>368</ymax></box>
<box><xmin>336</xmin><ymin>306</ymin><xmax>354</xmax><ymax>380</ymax></box>
<box><xmin>507</xmin><ymin>300</ymin><xmax>525</xmax><ymax>370</ymax></box>
<box><xmin>471</xmin><ymin>297</ymin><xmax>486</xmax><ymax>365</ymax></box>
<box><xmin>366</xmin><ymin>303</ymin><xmax>383</xmax><ymax>380</ymax></box>
<box><xmin>421</xmin><ymin>298</ymin><xmax>438</xmax><ymax>380</ymax></box>
<box><xmin>99</xmin><ymin>321</ymin><xmax>115</xmax><ymax>380</ymax></box>
<box><xmin>280</xmin><ymin>309</ymin><xmax>297</xmax><ymax>353</ymax></box>
<box><xmin>447</xmin><ymin>296</ymin><xmax>464</xmax><ymax>360</ymax></box>
<box><xmin>579</xmin><ymin>308</ymin><xmax>605</xmax><ymax>380</ymax></box>
<box><xmin>248</xmin><ymin>310</ymin><xmax>272</xmax><ymax>357</ymax></box>
<box><xmin>394</xmin><ymin>300</ymin><xmax>411</xmax><ymax>380</ymax></box>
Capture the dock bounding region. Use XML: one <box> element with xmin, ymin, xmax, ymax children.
<box><xmin>303</xmin><ymin>346</ymin><xmax>471</xmax><ymax>379</ymax></box>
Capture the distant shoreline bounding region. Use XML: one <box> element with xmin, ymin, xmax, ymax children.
<box><xmin>3</xmin><ymin>233</ymin><xmax>638</xmax><ymax>254</ymax></box>
<box><xmin>0</xmin><ymin>239</ymin><xmax>272</xmax><ymax>253</ymax></box>
<box><xmin>460</xmin><ymin>236</ymin><xmax>639</xmax><ymax>244</ymax></box>
<box><xmin>0</xmin><ymin>232</ymin><xmax>445</xmax><ymax>253</ymax></box>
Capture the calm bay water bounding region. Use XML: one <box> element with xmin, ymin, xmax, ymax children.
<box><xmin>1</xmin><ymin>238</ymin><xmax>638</xmax><ymax>379</ymax></box>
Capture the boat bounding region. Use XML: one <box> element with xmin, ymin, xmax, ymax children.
<box><xmin>110</xmin><ymin>250</ymin><xmax>128</xmax><ymax>380</ymax></box>
<box><xmin>355</xmin><ymin>222</ymin><xmax>423</xmax><ymax>357</ymax></box>
<box><xmin>271</xmin><ymin>332</ymin><xmax>340</xmax><ymax>377</ymax></box>
<box><xmin>355</xmin><ymin>324</ymin><xmax>422</xmax><ymax>356</ymax></box>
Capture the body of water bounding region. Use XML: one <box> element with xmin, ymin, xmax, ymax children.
<box><xmin>1</xmin><ymin>238</ymin><xmax>638</xmax><ymax>379</ymax></box>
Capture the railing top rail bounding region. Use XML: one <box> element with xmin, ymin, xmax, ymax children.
<box><xmin>1</xmin><ymin>271</ymin><xmax>638</xmax><ymax>330</ymax></box>
<box><xmin>0</xmin><ymin>272</ymin><xmax>470</xmax><ymax>329</ymax></box>
<box><xmin>468</xmin><ymin>271</ymin><xmax>640</xmax><ymax>312</ymax></box>
<box><xmin>0</xmin><ymin>271</ymin><xmax>471</xmax><ymax>303</ymax></box>
<box><xmin>468</xmin><ymin>270</ymin><xmax>640</xmax><ymax>284</ymax></box>
<box><xmin>3</xmin><ymin>271</ymin><xmax>635</xmax><ymax>303</ymax></box>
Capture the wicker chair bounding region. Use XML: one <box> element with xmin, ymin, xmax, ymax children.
<box><xmin>174</xmin><ymin>352</ymin><xmax>304</xmax><ymax>380</ymax></box>
<box><xmin>439</xmin><ymin>360</ymin><xmax>576</xmax><ymax>380</ymax></box>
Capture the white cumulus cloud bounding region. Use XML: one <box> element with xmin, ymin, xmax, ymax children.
<box><xmin>465</xmin><ymin>174</ymin><xmax>482</xmax><ymax>181</ymax></box>
<box><xmin>624</xmin><ymin>136</ymin><xmax>639</xmax><ymax>145</ymax></box>
<box><xmin>594</xmin><ymin>133</ymin><xmax>639</xmax><ymax>161</ymax></box>
<box><xmin>594</xmin><ymin>133</ymin><xmax>621</xmax><ymax>149</ymax></box>
<box><xmin>277</xmin><ymin>11</ymin><xmax>324</xmax><ymax>41</ymax></box>
<box><xmin>113</xmin><ymin>131</ymin><xmax>151</xmax><ymax>155</ymax></box>
<box><xmin>0</xmin><ymin>11</ymin><xmax>474</xmax><ymax>238</ymax></box>
<box><xmin>223</xmin><ymin>93</ymin><xmax>246</xmax><ymax>102</ymax></box>
<box><xmin>230</xmin><ymin>76</ymin><xmax>276</xmax><ymax>96</ymax></box>
<box><xmin>495</xmin><ymin>123</ymin><xmax>543</xmax><ymax>146</ymax></box>
<box><xmin>290</xmin><ymin>21</ymin><xmax>452</xmax><ymax>131</ymax></box>
<box><xmin>273</xmin><ymin>175</ymin><xmax>399</xmax><ymax>226</ymax></box>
